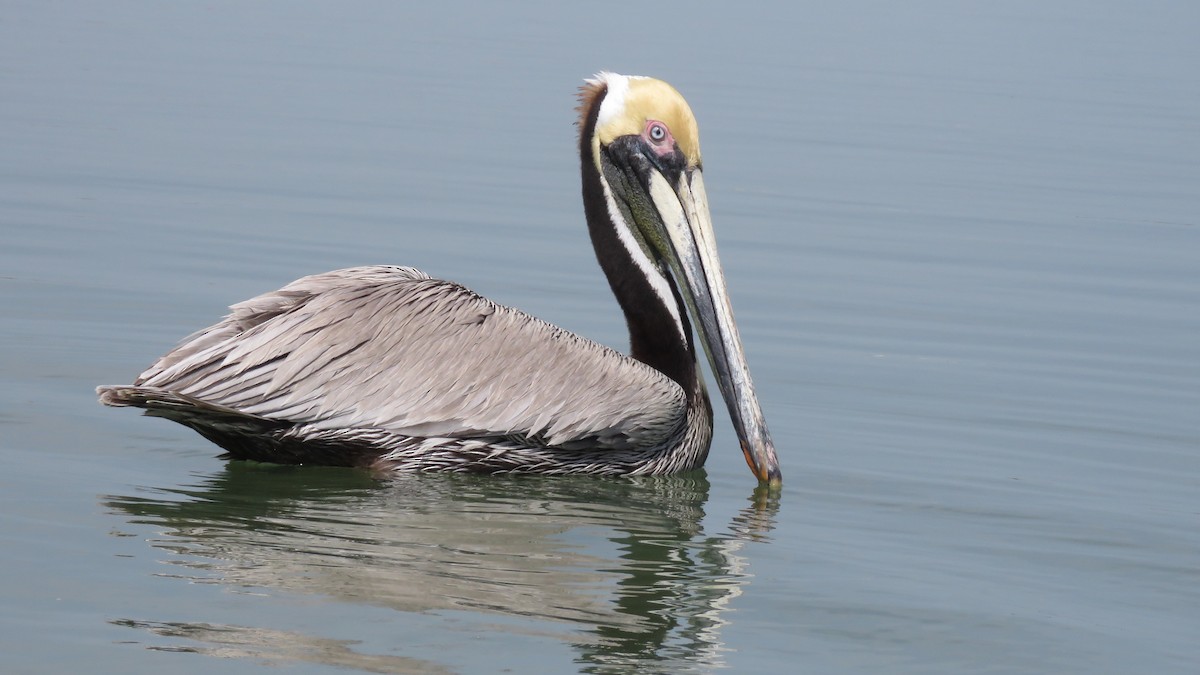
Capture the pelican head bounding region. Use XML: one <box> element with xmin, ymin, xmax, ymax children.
<box><xmin>578</xmin><ymin>73</ymin><xmax>782</xmax><ymax>486</ymax></box>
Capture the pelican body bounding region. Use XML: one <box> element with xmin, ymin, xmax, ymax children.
<box><xmin>98</xmin><ymin>73</ymin><xmax>782</xmax><ymax>485</ymax></box>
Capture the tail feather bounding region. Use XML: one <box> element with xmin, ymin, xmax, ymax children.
<box><xmin>97</xmin><ymin>385</ymin><xmax>287</xmax><ymax>458</ymax></box>
<box><xmin>98</xmin><ymin>385</ymin><xmax>277</xmax><ymax>424</ymax></box>
<box><xmin>96</xmin><ymin>385</ymin><xmax>379</xmax><ymax>467</ymax></box>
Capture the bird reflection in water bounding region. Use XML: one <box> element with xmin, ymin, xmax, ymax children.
<box><xmin>105</xmin><ymin>465</ymin><xmax>780</xmax><ymax>672</ymax></box>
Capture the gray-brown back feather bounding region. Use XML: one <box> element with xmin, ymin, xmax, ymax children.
<box><xmin>128</xmin><ymin>266</ymin><xmax>686</xmax><ymax>452</ymax></box>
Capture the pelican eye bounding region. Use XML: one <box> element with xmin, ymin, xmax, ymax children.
<box><xmin>648</xmin><ymin>122</ymin><xmax>667</xmax><ymax>144</ymax></box>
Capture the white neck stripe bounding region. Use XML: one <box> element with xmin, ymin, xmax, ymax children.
<box><xmin>599</xmin><ymin>179</ymin><xmax>687</xmax><ymax>342</ymax></box>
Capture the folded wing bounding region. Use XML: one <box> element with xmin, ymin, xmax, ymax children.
<box><xmin>123</xmin><ymin>265</ymin><xmax>686</xmax><ymax>451</ymax></box>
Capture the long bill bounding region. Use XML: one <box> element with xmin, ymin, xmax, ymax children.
<box><xmin>645</xmin><ymin>168</ymin><xmax>782</xmax><ymax>486</ymax></box>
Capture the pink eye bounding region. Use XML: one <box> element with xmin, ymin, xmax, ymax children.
<box><xmin>648</xmin><ymin>122</ymin><xmax>668</xmax><ymax>143</ymax></box>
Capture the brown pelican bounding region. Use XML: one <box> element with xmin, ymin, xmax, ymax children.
<box><xmin>98</xmin><ymin>73</ymin><xmax>782</xmax><ymax>485</ymax></box>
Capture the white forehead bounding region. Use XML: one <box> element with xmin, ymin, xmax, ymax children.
<box><xmin>589</xmin><ymin>72</ymin><xmax>651</xmax><ymax>129</ymax></box>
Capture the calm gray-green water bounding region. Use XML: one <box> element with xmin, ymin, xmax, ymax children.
<box><xmin>2</xmin><ymin>2</ymin><xmax>1197</xmax><ymax>673</ymax></box>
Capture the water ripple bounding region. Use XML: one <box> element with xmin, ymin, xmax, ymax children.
<box><xmin>105</xmin><ymin>465</ymin><xmax>780</xmax><ymax>672</ymax></box>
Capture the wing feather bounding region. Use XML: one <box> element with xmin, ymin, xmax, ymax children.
<box><xmin>135</xmin><ymin>266</ymin><xmax>685</xmax><ymax>451</ymax></box>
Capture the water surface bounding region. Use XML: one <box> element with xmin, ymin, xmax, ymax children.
<box><xmin>2</xmin><ymin>1</ymin><xmax>1197</xmax><ymax>673</ymax></box>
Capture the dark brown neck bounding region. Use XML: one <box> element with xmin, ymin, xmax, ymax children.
<box><xmin>578</xmin><ymin>87</ymin><xmax>699</xmax><ymax>394</ymax></box>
